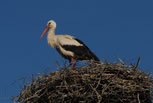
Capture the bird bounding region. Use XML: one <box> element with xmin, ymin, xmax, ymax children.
<box><xmin>40</xmin><ymin>20</ymin><xmax>100</xmax><ymax>68</ymax></box>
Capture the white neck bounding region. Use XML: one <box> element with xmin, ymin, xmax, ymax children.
<box><xmin>47</xmin><ymin>28</ymin><xmax>56</xmax><ymax>48</ymax></box>
<box><xmin>47</xmin><ymin>27</ymin><xmax>56</xmax><ymax>38</ymax></box>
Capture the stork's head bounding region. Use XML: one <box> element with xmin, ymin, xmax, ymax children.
<box><xmin>47</xmin><ymin>20</ymin><xmax>56</xmax><ymax>28</ymax></box>
<box><xmin>40</xmin><ymin>20</ymin><xmax>56</xmax><ymax>39</ymax></box>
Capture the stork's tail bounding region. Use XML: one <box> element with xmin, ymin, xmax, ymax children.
<box><xmin>88</xmin><ymin>50</ymin><xmax>100</xmax><ymax>61</ymax></box>
<box><xmin>74</xmin><ymin>38</ymin><xmax>100</xmax><ymax>61</ymax></box>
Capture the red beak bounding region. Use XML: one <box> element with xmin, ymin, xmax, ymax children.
<box><xmin>40</xmin><ymin>26</ymin><xmax>49</xmax><ymax>39</ymax></box>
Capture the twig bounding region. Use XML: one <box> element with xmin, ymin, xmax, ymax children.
<box><xmin>115</xmin><ymin>54</ymin><xmax>125</xmax><ymax>65</ymax></box>
<box><xmin>137</xmin><ymin>93</ymin><xmax>140</xmax><ymax>103</ymax></box>
<box><xmin>134</xmin><ymin>56</ymin><xmax>140</xmax><ymax>69</ymax></box>
<box><xmin>90</xmin><ymin>84</ymin><xmax>102</xmax><ymax>103</ymax></box>
<box><xmin>96</xmin><ymin>73</ymin><xmax>102</xmax><ymax>89</ymax></box>
<box><xmin>25</xmin><ymin>94</ymin><xmax>39</xmax><ymax>102</ymax></box>
<box><xmin>55</xmin><ymin>61</ymin><xmax>62</xmax><ymax>70</ymax></box>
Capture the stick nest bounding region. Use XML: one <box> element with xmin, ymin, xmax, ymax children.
<box><xmin>16</xmin><ymin>62</ymin><xmax>153</xmax><ymax>103</ymax></box>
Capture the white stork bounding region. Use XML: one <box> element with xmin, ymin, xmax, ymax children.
<box><xmin>40</xmin><ymin>20</ymin><xmax>99</xmax><ymax>68</ymax></box>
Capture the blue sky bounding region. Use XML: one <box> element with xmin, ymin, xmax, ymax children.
<box><xmin>0</xmin><ymin>0</ymin><xmax>152</xmax><ymax>102</ymax></box>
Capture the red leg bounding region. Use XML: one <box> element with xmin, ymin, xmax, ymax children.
<box><xmin>71</xmin><ymin>57</ymin><xmax>76</xmax><ymax>69</ymax></box>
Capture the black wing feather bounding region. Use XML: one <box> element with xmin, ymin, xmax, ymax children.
<box><xmin>61</xmin><ymin>38</ymin><xmax>100</xmax><ymax>61</ymax></box>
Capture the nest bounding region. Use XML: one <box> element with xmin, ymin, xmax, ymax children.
<box><xmin>16</xmin><ymin>62</ymin><xmax>153</xmax><ymax>103</ymax></box>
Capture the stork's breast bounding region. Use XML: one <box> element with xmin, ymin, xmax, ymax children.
<box><xmin>48</xmin><ymin>40</ymin><xmax>56</xmax><ymax>48</ymax></box>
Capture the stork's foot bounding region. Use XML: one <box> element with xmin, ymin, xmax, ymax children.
<box><xmin>73</xmin><ymin>63</ymin><xmax>76</xmax><ymax>69</ymax></box>
<box><xmin>68</xmin><ymin>63</ymin><xmax>73</xmax><ymax>69</ymax></box>
<box><xmin>68</xmin><ymin>57</ymin><xmax>76</xmax><ymax>69</ymax></box>
<box><xmin>68</xmin><ymin>63</ymin><xmax>76</xmax><ymax>69</ymax></box>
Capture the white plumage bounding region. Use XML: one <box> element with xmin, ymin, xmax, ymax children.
<box><xmin>40</xmin><ymin>20</ymin><xmax>99</xmax><ymax>68</ymax></box>
<box><xmin>56</xmin><ymin>35</ymin><xmax>83</xmax><ymax>46</ymax></box>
